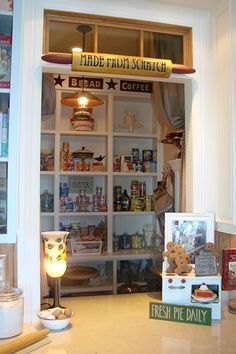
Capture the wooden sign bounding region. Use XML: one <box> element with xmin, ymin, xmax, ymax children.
<box><xmin>149</xmin><ymin>302</ymin><xmax>211</xmax><ymax>326</ymax></box>
<box><xmin>68</xmin><ymin>77</ymin><xmax>103</xmax><ymax>89</ymax></box>
<box><xmin>195</xmin><ymin>255</ymin><xmax>218</xmax><ymax>276</ymax></box>
<box><xmin>120</xmin><ymin>80</ymin><xmax>152</xmax><ymax>93</ymax></box>
<box><xmin>72</xmin><ymin>51</ymin><xmax>172</xmax><ymax>78</ymax></box>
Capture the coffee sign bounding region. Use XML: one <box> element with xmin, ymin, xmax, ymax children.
<box><xmin>149</xmin><ymin>302</ymin><xmax>211</xmax><ymax>326</ymax></box>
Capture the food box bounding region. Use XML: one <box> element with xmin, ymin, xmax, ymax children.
<box><xmin>0</xmin><ymin>35</ymin><xmax>11</xmax><ymax>89</ymax></box>
<box><xmin>0</xmin><ymin>0</ymin><xmax>13</xmax><ymax>11</ymax></box>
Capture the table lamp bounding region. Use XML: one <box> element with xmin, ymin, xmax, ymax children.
<box><xmin>41</xmin><ymin>231</ymin><xmax>69</xmax><ymax>308</ymax></box>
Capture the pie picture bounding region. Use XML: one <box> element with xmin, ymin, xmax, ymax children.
<box><xmin>192</xmin><ymin>283</ymin><xmax>217</xmax><ymax>302</ymax></box>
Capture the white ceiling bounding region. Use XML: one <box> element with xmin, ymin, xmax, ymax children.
<box><xmin>156</xmin><ymin>0</ymin><xmax>223</xmax><ymax>10</ymax></box>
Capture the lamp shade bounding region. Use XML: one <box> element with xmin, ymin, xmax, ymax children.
<box><xmin>41</xmin><ymin>231</ymin><xmax>69</xmax><ymax>278</ymax></box>
<box><xmin>61</xmin><ymin>90</ymin><xmax>103</xmax><ymax>108</ymax></box>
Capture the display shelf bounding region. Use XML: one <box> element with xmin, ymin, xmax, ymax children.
<box><xmin>0</xmin><ymin>9</ymin><xmax>16</xmax><ymax>242</ymax></box>
<box><xmin>41</xmin><ymin>74</ymin><xmax>161</xmax><ymax>294</ymax></box>
<box><xmin>41</xmin><ymin>129</ymin><xmax>56</xmax><ymax>135</ymax></box>
<box><xmin>0</xmin><ymin>88</ymin><xmax>10</xmax><ymax>94</ymax></box>
<box><xmin>59</xmin><ymin>211</ymin><xmax>108</xmax><ymax>217</ymax></box>
<box><xmin>67</xmin><ymin>249</ymin><xmax>154</xmax><ymax>262</ymax></box>
<box><xmin>59</xmin><ymin>171</ymin><xmax>108</xmax><ymax>176</ymax></box>
<box><xmin>113</xmin><ymin>132</ymin><xmax>157</xmax><ymax>138</ymax></box>
<box><xmin>112</xmin><ymin>211</ymin><xmax>155</xmax><ymax>216</ymax></box>
<box><xmin>60</xmin><ymin>130</ymin><xmax>109</xmax><ymax>137</ymax></box>
<box><xmin>41</xmin><ymin>212</ymin><xmax>55</xmax><ymax>217</ymax></box>
<box><xmin>40</xmin><ymin>171</ymin><xmax>54</xmax><ymax>176</ymax></box>
<box><xmin>112</xmin><ymin>172</ymin><xmax>157</xmax><ymax>177</ymax></box>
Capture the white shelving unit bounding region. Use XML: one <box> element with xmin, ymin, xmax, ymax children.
<box><xmin>0</xmin><ymin>8</ymin><xmax>17</xmax><ymax>243</ymax></box>
<box><xmin>40</xmin><ymin>75</ymin><xmax>162</xmax><ymax>294</ymax></box>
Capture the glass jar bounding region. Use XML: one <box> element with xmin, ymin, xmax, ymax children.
<box><xmin>0</xmin><ymin>287</ymin><xmax>24</xmax><ymax>338</ymax></box>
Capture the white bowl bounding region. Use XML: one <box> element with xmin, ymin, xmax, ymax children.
<box><xmin>38</xmin><ymin>307</ymin><xmax>73</xmax><ymax>331</ymax></box>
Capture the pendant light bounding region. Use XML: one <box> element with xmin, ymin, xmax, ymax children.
<box><xmin>61</xmin><ymin>24</ymin><xmax>103</xmax><ymax>108</ymax></box>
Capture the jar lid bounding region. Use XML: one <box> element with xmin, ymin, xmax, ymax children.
<box><xmin>0</xmin><ymin>287</ymin><xmax>23</xmax><ymax>302</ymax></box>
<box><xmin>73</xmin><ymin>146</ymin><xmax>94</xmax><ymax>159</ymax></box>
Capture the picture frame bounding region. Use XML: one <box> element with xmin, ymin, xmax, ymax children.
<box><xmin>70</xmin><ymin>240</ymin><xmax>103</xmax><ymax>256</ymax></box>
<box><xmin>165</xmin><ymin>213</ymin><xmax>215</xmax><ymax>264</ymax></box>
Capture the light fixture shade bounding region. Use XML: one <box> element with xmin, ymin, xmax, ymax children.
<box><xmin>41</xmin><ymin>231</ymin><xmax>69</xmax><ymax>278</ymax></box>
<box><xmin>61</xmin><ymin>91</ymin><xmax>104</xmax><ymax>108</ymax></box>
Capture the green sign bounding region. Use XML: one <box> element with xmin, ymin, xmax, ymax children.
<box><xmin>149</xmin><ymin>302</ymin><xmax>211</xmax><ymax>326</ymax></box>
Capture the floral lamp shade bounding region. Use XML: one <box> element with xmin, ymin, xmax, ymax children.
<box><xmin>41</xmin><ymin>231</ymin><xmax>69</xmax><ymax>278</ymax></box>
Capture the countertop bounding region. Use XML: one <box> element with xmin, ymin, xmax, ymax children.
<box><xmin>3</xmin><ymin>292</ymin><xmax>236</xmax><ymax>354</ymax></box>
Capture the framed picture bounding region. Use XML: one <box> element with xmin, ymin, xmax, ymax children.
<box><xmin>70</xmin><ymin>240</ymin><xmax>102</xmax><ymax>256</ymax></box>
<box><xmin>165</xmin><ymin>213</ymin><xmax>215</xmax><ymax>264</ymax></box>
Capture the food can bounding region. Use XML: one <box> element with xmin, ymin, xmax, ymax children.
<box><xmin>62</xmin><ymin>142</ymin><xmax>70</xmax><ymax>153</ymax></box>
<box><xmin>139</xmin><ymin>181</ymin><xmax>146</xmax><ymax>198</ymax></box>
<box><xmin>144</xmin><ymin>195</ymin><xmax>153</xmax><ymax>211</ymax></box>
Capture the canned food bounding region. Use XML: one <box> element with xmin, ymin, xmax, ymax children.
<box><xmin>139</xmin><ymin>181</ymin><xmax>146</xmax><ymax>198</ymax></box>
<box><xmin>62</xmin><ymin>142</ymin><xmax>70</xmax><ymax>152</ymax></box>
<box><xmin>144</xmin><ymin>195</ymin><xmax>153</xmax><ymax>211</ymax></box>
<box><xmin>134</xmin><ymin>199</ymin><xmax>143</xmax><ymax>211</ymax></box>
<box><xmin>131</xmin><ymin>196</ymin><xmax>138</xmax><ymax>211</ymax></box>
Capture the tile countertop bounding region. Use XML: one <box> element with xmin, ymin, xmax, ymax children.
<box><xmin>5</xmin><ymin>293</ymin><xmax>236</xmax><ymax>354</ymax></box>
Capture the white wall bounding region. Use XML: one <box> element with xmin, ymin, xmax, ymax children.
<box><xmin>212</xmin><ymin>0</ymin><xmax>236</xmax><ymax>233</ymax></box>
<box><xmin>15</xmin><ymin>0</ymin><xmax>225</xmax><ymax>321</ymax></box>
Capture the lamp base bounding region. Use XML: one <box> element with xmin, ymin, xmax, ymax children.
<box><xmin>41</xmin><ymin>277</ymin><xmax>65</xmax><ymax>310</ymax></box>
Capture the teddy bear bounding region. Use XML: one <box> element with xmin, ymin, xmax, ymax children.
<box><xmin>163</xmin><ymin>242</ymin><xmax>188</xmax><ymax>273</ymax></box>
<box><xmin>162</xmin><ymin>242</ymin><xmax>177</xmax><ymax>272</ymax></box>
<box><xmin>162</xmin><ymin>241</ymin><xmax>176</xmax><ymax>259</ymax></box>
<box><xmin>174</xmin><ymin>253</ymin><xmax>192</xmax><ymax>275</ymax></box>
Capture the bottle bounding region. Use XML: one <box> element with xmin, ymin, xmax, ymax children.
<box><xmin>121</xmin><ymin>189</ymin><xmax>131</xmax><ymax>211</ymax></box>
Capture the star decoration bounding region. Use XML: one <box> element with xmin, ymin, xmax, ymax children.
<box><xmin>54</xmin><ymin>74</ymin><xmax>65</xmax><ymax>87</ymax></box>
<box><xmin>106</xmin><ymin>79</ymin><xmax>118</xmax><ymax>90</ymax></box>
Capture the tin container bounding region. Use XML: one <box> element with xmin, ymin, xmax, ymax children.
<box><xmin>132</xmin><ymin>233</ymin><xmax>144</xmax><ymax>249</ymax></box>
<box><xmin>73</xmin><ymin>146</ymin><xmax>94</xmax><ymax>161</ymax></box>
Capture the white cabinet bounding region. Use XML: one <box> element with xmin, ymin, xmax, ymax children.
<box><xmin>40</xmin><ymin>75</ymin><xmax>162</xmax><ymax>294</ymax></box>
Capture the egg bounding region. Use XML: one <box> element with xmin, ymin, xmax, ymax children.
<box><xmin>64</xmin><ymin>308</ymin><xmax>72</xmax><ymax>317</ymax></box>
<box><xmin>57</xmin><ymin>313</ymin><xmax>67</xmax><ymax>320</ymax></box>
<box><xmin>52</xmin><ymin>308</ymin><xmax>63</xmax><ymax>317</ymax></box>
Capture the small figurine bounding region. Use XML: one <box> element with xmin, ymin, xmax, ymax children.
<box><xmin>119</xmin><ymin>111</ymin><xmax>143</xmax><ymax>133</ymax></box>
<box><xmin>94</xmin><ymin>155</ymin><xmax>105</xmax><ymax>161</ymax></box>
